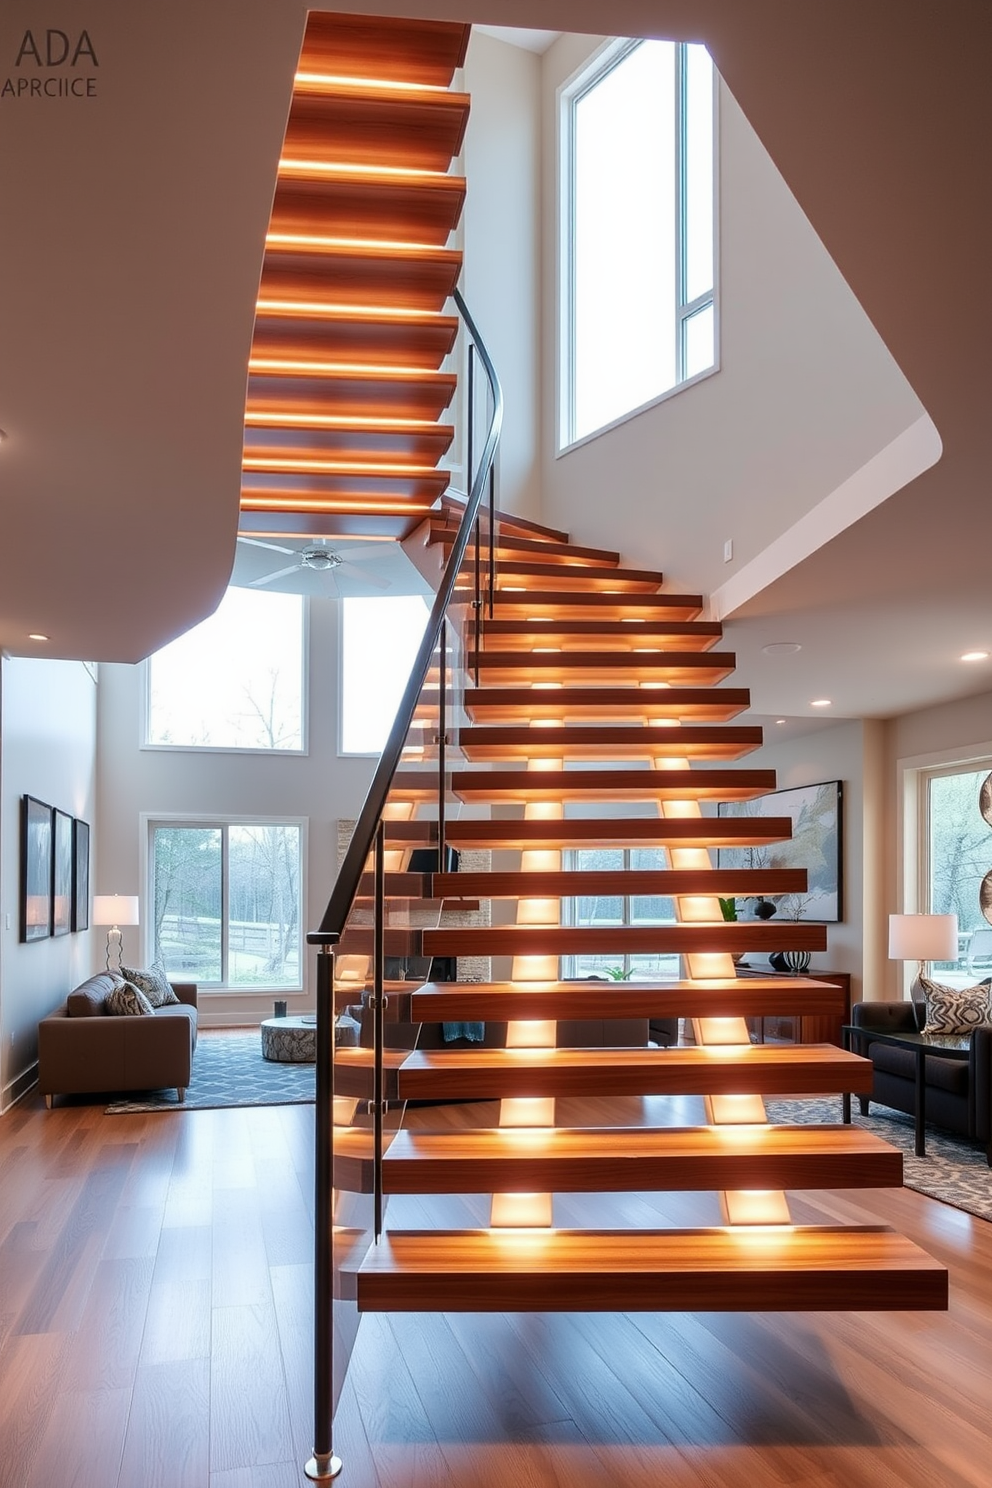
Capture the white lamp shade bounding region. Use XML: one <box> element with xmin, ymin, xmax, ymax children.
<box><xmin>888</xmin><ymin>913</ymin><xmax>958</xmax><ymax>961</ymax></box>
<box><xmin>93</xmin><ymin>894</ymin><xmax>140</xmax><ymax>928</ymax></box>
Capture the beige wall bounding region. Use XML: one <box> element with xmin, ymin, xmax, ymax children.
<box><xmin>0</xmin><ymin>658</ymin><xmax>98</xmax><ymax>1109</ymax></box>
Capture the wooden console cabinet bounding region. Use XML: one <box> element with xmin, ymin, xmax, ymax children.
<box><xmin>745</xmin><ymin>971</ymin><xmax>851</xmax><ymax>1048</ymax></box>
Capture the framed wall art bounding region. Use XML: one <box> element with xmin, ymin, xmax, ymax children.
<box><xmin>72</xmin><ymin>818</ymin><xmax>90</xmax><ymax>932</ymax></box>
<box><xmin>52</xmin><ymin>808</ymin><xmax>74</xmax><ymax>938</ymax></box>
<box><xmin>718</xmin><ymin>779</ymin><xmax>844</xmax><ymax>922</ymax></box>
<box><xmin>20</xmin><ymin>795</ymin><xmax>53</xmax><ymax>942</ymax></box>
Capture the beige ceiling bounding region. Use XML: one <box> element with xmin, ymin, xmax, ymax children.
<box><xmin>1</xmin><ymin>0</ymin><xmax>989</xmax><ymax>720</ymax></box>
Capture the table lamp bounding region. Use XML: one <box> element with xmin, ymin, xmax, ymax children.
<box><xmin>93</xmin><ymin>894</ymin><xmax>140</xmax><ymax>973</ymax></box>
<box><xmin>888</xmin><ymin>912</ymin><xmax>958</xmax><ymax>986</ymax></box>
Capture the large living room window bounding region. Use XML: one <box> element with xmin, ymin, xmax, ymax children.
<box><xmin>340</xmin><ymin>594</ymin><xmax>430</xmax><ymax>754</ymax></box>
<box><xmin>148</xmin><ymin>818</ymin><xmax>304</xmax><ymax>991</ymax></box>
<box><xmin>560</xmin><ymin>37</ymin><xmax>717</xmax><ymax>449</ymax></box>
<box><xmin>922</xmin><ymin>762</ymin><xmax>992</xmax><ymax>984</ymax></box>
<box><xmin>561</xmin><ymin>847</ymin><xmax>680</xmax><ymax>979</ymax></box>
<box><xmin>145</xmin><ymin>586</ymin><xmax>305</xmax><ymax>752</ymax></box>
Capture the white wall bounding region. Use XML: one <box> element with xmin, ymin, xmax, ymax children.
<box><xmin>96</xmin><ymin>598</ymin><xmax>375</xmax><ymax>1027</ymax></box>
<box><xmin>0</xmin><ymin>657</ymin><xmax>97</xmax><ymax>1109</ymax></box>
<box><xmin>463</xmin><ymin>30</ymin><xmax>543</xmax><ymax>518</ymax></box>
<box><xmin>536</xmin><ymin>34</ymin><xmax>926</xmax><ymax>596</ymax></box>
<box><xmin>739</xmin><ymin>719</ymin><xmax>879</xmax><ymax>1002</ymax></box>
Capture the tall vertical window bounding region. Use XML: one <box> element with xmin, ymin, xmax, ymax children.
<box><xmin>922</xmin><ymin>763</ymin><xmax>992</xmax><ymax>984</ymax></box>
<box><xmin>561</xmin><ymin>38</ymin><xmax>717</xmax><ymax>448</ymax></box>
<box><xmin>146</xmin><ymin>587</ymin><xmax>305</xmax><ymax>752</ymax></box>
<box><xmin>149</xmin><ymin>819</ymin><xmax>304</xmax><ymax>990</ymax></box>
<box><xmin>561</xmin><ymin>848</ymin><xmax>680</xmax><ymax>980</ymax></box>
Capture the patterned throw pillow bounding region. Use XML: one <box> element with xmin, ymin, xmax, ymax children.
<box><xmin>106</xmin><ymin>980</ymin><xmax>155</xmax><ymax>1016</ymax></box>
<box><xmin>121</xmin><ymin>960</ymin><xmax>179</xmax><ymax>1008</ymax></box>
<box><xmin>920</xmin><ymin>975</ymin><xmax>992</xmax><ymax>1035</ymax></box>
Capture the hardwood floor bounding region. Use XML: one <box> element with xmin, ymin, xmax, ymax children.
<box><xmin>2</xmin><ymin>1084</ymin><xmax>991</xmax><ymax>1488</ymax></box>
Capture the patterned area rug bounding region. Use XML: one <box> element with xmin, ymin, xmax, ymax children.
<box><xmin>105</xmin><ymin>1031</ymin><xmax>315</xmax><ymax>1113</ymax></box>
<box><xmin>765</xmin><ymin>1097</ymin><xmax>992</xmax><ymax>1223</ymax></box>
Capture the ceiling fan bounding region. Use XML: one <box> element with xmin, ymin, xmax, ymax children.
<box><xmin>235</xmin><ymin>537</ymin><xmax>393</xmax><ymax>597</ymax></box>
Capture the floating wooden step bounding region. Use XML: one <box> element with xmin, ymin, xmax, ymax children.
<box><xmin>421</xmin><ymin>923</ymin><xmax>826</xmax><ymax>958</ymax></box>
<box><xmin>457</xmin><ymin>589</ymin><xmax>705</xmax><ymax>620</ymax></box>
<box><xmin>337</xmin><ymin>926</ymin><xmax>425</xmax><ymax>957</ymax></box>
<box><xmin>239</xmin><ymin>497</ymin><xmax>435</xmax><ymax>535</ymax></box>
<box><xmin>448</xmin><ymin>766</ymin><xmax>776</xmax><ymax>804</ymax></box>
<box><xmin>247</xmin><ymin>363</ymin><xmax>458</xmax><ymax>422</ymax></box>
<box><xmin>270</xmin><ymin>168</ymin><xmax>466</xmax><ymax>248</ymax></box>
<box><xmin>463</xmin><ymin>686</ymin><xmax>751</xmax><ymax>723</ymax></box>
<box><xmin>464</xmin><ymin>651</ymin><xmax>737</xmax><ymax>686</ymax></box>
<box><xmin>335</xmin><ymin>1047</ymin><xmax>409</xmax><ymax>1100</ymax></box>
<box><xmin>250</xmin><ymin>304</ymin><xmax>459</xmax><ymax>368</ymax></box>
<box><xmin>284</xmin><ymin>84</ymin><xmax>471</xmax><ymax>174</ymax></box>
<box><xmin>243</xmin><ymin>421</ymin><xmax>454</xmax><ymax>464</ymax></box>
<box><xmin>438</xmin><ymin>496</ymin><xmax>569</xmax><ymax>545</ymax></box>
<box><xmin>241</xmin><ymin>459</ymin><xmax>449</xmax><ymax>504</ymax></box>
<box><xmin>494</xmin><ymin>562</ymin><xmax>664</xmax><ymax>592</ymax></box>
<box><xmin>259</xmin><ymin>238</ymin><xmax>462</xmax><ymax>315</ymax></box>
<box><xmin>409</xmin><ymin>976</ymin><xmax>847</xmax><ymax>1023</ymax></box>
<box><xmin>427</xmin><ymin>524</ymin><xmax>620</xmax><ymax>567</ymax></box>
<box><xmin>457</xmin><ymin>724</ymin><xmax>764</xmax><ymax>761</ymax></box>
<box><xmin>444</xmin><ymin>815</ymin><xmax>793</xmax><ymax>851</ymax></box>
<box><xmin>397</xmin><ymin>1044</ymin><xmax>873</xmax><ymax>1101</ymax></box>
<box><xmin>429</xmin><ymin>868</ymin><xmax>806</xmax><ymax>900</ymax></box>
<box><xmin>357</xmin><ymin>1228</ymin><xmax>948</xmax><ymax>1313</ymax></box>
<box><xmin>299</xmin><ymin>13</ymin><xmax>470</xmax><ymax>88</ymax></box>
<box><xmin>474</xmin><ymin>618</ymin><xmax>725</xmax><ymax>651</ymax></box>
<box><xmin>381</xmin><ymin>1125</ymin><xmax>903</xmax><ymax>1195</ymax></box>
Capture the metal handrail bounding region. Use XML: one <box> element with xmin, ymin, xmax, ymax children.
<box><xmin>308</xmin><ymin>286</ymin><xmax>503</xmax><ymax>946</ymax></box>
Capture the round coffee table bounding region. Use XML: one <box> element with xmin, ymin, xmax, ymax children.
<box><xmin>261</xmin><ymin>1015</ymin><xmax>316</xmax><ymax>1064</ymax></box>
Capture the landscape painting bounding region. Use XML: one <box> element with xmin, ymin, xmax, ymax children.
<box><xmin>718</xmin><ymin>780</ymin><xmax>843</xmax><ymax>922</ymax></box>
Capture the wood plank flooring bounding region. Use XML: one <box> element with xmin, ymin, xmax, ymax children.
<box><xmin>2</xmin><ymin>1070</ymin><xmax>992</xmax><ymax>1487</ymax></box>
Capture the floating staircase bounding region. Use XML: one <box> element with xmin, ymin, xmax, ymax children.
<box><xmin>327</xmin><ymin>509</ymin><xmax>946</xmax><ymax>1318</ymax></box>
<box><xmin>241</xmin><ymin>11</ymin><xmax>470</xmax><ymax>541</ymax></box>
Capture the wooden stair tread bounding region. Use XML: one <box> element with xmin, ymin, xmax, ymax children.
<box><xmin>270</xmin><ymin>170</ymin><xmax>465</xmax><ymax>247</ymax></box>
<box><xmin>430</xmin><ymin>867</ymin><xmax>804</xmax><ymax>898</ymax></box>
<box><xmin>438</xmin><ymin>496</ymin><xmax>570</xmax><ymax>544</ymax></box>
<box><xmin>299</xmin><ymin>14</ymin><xmax>470</xmax><ymax>88</ymax></box>
<box><xmin>428</xmin><ymin>526</ymin><xmax>621</xmax><ymax>567</ymax></box>
<box><xmin>459</xmin><ymin>589</ymin><xmax>705</xmax><ymax>619</ymax></box>
<box><xmin>247</xmin><ymin>367</ymin><xmax>458</xmax><ymax>421</ymax></box>
<box><xmin>444</xmin><ymin>816</ymin><xmax>793</xmax><ymax>850</ymax></box>
<box><xmin>259</xmin><ymin>242</ymin><xmax>462</xmax><ymax>316</ymax></box>
<box><xmin>421</xmin><ymin>924</ymin><xmax>827</xmax><ymax>956</ymax></box>
<box><xmin>243</xmin><ymin>423</ymin><xmax>454</xmax><ymax>463</ymax></box>
<box><xmin>242</xmin><ymin>467</ymin><xmax>448</xmax><ymax>503</ymax></box>
<box><xmin>284</xmin><ymin>87</ymin><xmax>470</xmax><ymax>174</ymax></box>
<box><xmin>474</xmin><ymin>619</ymin><xmax>724</xmax><ymax>651</ymax></box>
<box><xmin>462</xmin><ymin>687</ymin><xmax>751</xmax><ymax>722</ymax></box>
<box><xmin>447</xmin><ymin>766</ymin><xmax>776</xmax><ymax>802</ymax></box>
<box><xmin>396</xmin><ymin>1044</ymin><xmax>874</xmax><ymax>1100</ymax></box>
<box><xmin>250</xmin><ymin>305</ymin><xmax>459</xmax><ymax>367</ymax></box>
<box><xmin>457</xmin><ymin>724</ymin><xmax>764</xmax><ymax>760</ymax></box>
<box><xmin>466</xmin><ymin>652</ymin><xmax>736</xmax><ymax>685</ymax></box>
<box><xmin>493</xmin><ymin>562</ymin><xmax>663</xmax><ymax>591</ymax></box>
<box><xmin>357</xmin><ymin>1228</ymin><xmax>948</xmax><ymax>1312</ymax></box>
<box><xmin>381</xmin><ymin>1125</ymin><xmax>903</xmax><ymax>1193</ymax></box>
<box><xmin>409</xmin><ymin>977</ymin><xmax>848</xmax><ymax>1022</ymax></box>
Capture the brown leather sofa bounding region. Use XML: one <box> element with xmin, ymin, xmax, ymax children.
<box><xmin>38</xmin><ymin>971</ymin><xmax>198</xmax><ymax>1106</ymax></box>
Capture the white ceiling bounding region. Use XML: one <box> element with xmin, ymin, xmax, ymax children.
<box><xmin>1</xmin><ymin>0</ymin><xmax>989</xmax><ymax>727</ymax></box>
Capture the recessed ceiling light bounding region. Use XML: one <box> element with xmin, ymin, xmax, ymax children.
<box><xmin>960</xmin><ymin>650</ymin><xmax>990</xmax><ymax>663</ymax></box>
<box><xmin>28</xmin><ymin>633</ymin><xmax>49</xmax><ymax>642</ymax></box>
<box><xmin>810</xmin><ymin>698</ymin><xmax>832</xmax><ymax>708</ymax></box>
<box><xmin>761</xmin><ymin>642</ymin><xmax>802</xmax><ymax>656</ymax></box>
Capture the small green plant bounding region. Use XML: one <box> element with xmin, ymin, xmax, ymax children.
<box><xmin>604</xmin><ymin>965</ymin><xmax>634</xmax><ymax>980</ymax></box>
<box><xmin>717</xmin><ymin>897</ymin><xmax>738</xmax><ymax>922</ymax></box>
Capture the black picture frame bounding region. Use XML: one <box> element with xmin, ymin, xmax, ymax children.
<box><xmin>72</xmin><ymin>818</ymin><xmax>90</xmax><ymax>932</ymax></box>
<box><xmin>20</xmin><ymin>795</ymin><xmax>53</xmax><ymax>942</ymax></box>
<box><xmin>52</xmin><ymin>808</ymin><xmax>74</xmax><ymax>938</ymax></box>
<box><xmin>717</xmin><ymin>779</ymin><xmax>844</xmax><ymax>922</ymax></box>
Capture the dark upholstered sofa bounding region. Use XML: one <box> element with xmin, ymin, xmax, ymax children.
<box><xmin>852</xmin><ymin>996</ymin><xmax>992</xmax><ymax>1164</ymax></box>
<box><xmin>38</xmin><ymin>971</ymin><xmax>198</xmax><ymax>1106</ymax></box>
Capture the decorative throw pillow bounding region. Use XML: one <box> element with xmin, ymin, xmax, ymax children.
<box><xmin>105</xmin><ymin>980</ymin><xmax>155</xmax><ymax>1017</ymax></box>
<box><xmin>121</xmin><ymin>960</ymin><xmax>179</xmax><ymax>1008</ymax></box>
<box><xmin>920</xmin><ymin>975</ymin><xmax>992</xmax><ymax>1035</ymax></box>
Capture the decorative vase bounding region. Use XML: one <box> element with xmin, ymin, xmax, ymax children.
<box><xmin>783</xmin><ymin>949</ymin><xmax>812</xmax><ymax>975</ymax></box>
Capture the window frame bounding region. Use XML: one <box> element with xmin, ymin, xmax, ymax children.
<box><xmin>557</xmin><ymin>36</ymin><xmax>720</xmax><ymax>455</ymax></box>
<box><xmin>560</xmin><ymin>846</ymin><xmax>680</xmax><ymax>981</ymax></box>
<box><xmin>141</xmin><ymin>591</ymin><xmax>310</xmax><ymax>757</ymax></box>
<box><xmin>142</xmin><ymin>812</ymin><xmax>307</xmax><ymax>994</ymax></box>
